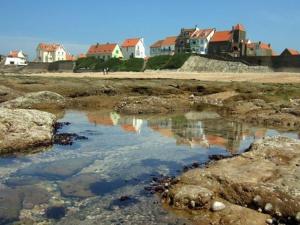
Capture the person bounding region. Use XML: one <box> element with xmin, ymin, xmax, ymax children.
<box><xmin>103</xmin><ymin>68</ymin><xmax>106</xmax><ymax>75</ymax></box>
<box><xmin>106</xmin><ymin>67</ymin><xmax>109</xmax><ymax>75</ymax></box>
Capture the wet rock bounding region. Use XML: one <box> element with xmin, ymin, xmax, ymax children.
<box><xmin>191</xmin><ymin>91</ymin><xmax>239</xmax><ymax>107</ymax></box>
<box><xmin>0</xmin><ymin>188</ymin><xmax>23</xmax><ymax>224</ymax></box>
<box><xmin>211</xmin><ymin>201</ymin><xmax>226</xmax><ymax>212</ymax></box>
<box><xmin>18</xmin><ymin>158</ymin><xmax>94</xmax><ymax>179</ymax></box>
<box><xmin>54</xmin><ymin>122</ymin><xmax>71</xmax><ymax>133</ymax></box>
<box><xmin>170</xmin><ymin>185</ymin><xmax>213</xmax><ymax>209</ymax></box>
<box><xmin>0</xmin><ymin>91</ymin><xmax>65</xmax><ymax>109</ymax></box>
<box><xmin>165</xmin><ymin>137</ymin><xmax>300</xmax><ymax>224</ymax></box>
<box><xmin>53</xmin><ymin>133</ymin><xmax>88</xmax><ymax>145</ymax></box>
<box><xmin>21</xmin><ymin>185</ymin><xmax>51</xmax><ymax>209</ymax></box>
<box><xmin>45</xmin><ymin>206</ymin><xmax>66</xmax><ymax>220</ymax></box>
<box><xmin>0</xmin><ymin>108</ymin><xmax>56</xmax><ymax>154</ymax></box>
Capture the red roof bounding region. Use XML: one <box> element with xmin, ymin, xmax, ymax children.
<box><xmin>286</xmin><ymin>48</ymin><xmax>300</xmax><ymax>55</ymax></box>
<box><xmin>259</xmin><ymin>43</ymin><xmax>272</xmax><ymax>50</ymax></box>
<box><xmin>150</xmin><ymin>40</ymin><xmax>164</xmax><ymax>48</ymax></box>
<box><xmin>87</xmin><ymin>43</ymin><xmax>117</xmax><ymax>54</ymax></box>
<box><xmin>8</xmin><ymin>51</ymin><xmax>19</xmax><ymax>58</ymax></box>
<box><xmin>66</xmin><ymin>53</ymin><xmax>76</xmax><ymax>61</ymax></box>
<box><xmin>38</xmin><ymin>43</ymin><xmax>61</xmax><ymax>52</ymax></box>
<box><xmin>122</xmin><ymin>38</ymin><xmax>140</xmax><ymax>48</ymax></box>
<box><xmin>78</xmin><ymin>53</ymin><xmax>86</xmax><ymax>58</ymax></box>
<box><xmin>234</xmin><ymin>24</ymin><xmax>245</xmax><ymax>31</ymax></box>
<box><xmin>161</xmin><ymin>36</ymin><xmax>177</xmax><ymax>46</ymax></box>
<box><xmin>211</xmin><ymin>31</ymin><xmax>232</xmax><ymax>42</ymax></box>
<box><xmin>191</xmin><ymin>29</ymin><xmax>215</xmax><ymax>39</ymax></box>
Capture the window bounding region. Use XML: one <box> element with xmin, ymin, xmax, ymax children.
<box><xmin>201</xmin><ymin>40</ymin><xmax>204</xmax><ymax>45</ymax></box>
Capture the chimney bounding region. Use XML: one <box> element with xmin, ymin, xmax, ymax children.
<box><xmin>268</xmin><ymin>43</ymin><xmax>271</xmax><ymax>48</ymax></box>
<box><xmin>232</xmin><ymin>26</ymin><xmax>235</xmax><ymax>31</ymax></box>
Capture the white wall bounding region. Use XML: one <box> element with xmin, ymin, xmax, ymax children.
<box><xmin>122</xmin><ymin>39</ymin><xmax>146</xmax><ymax>60</ymax></box>
<box><xmin>5</xmin><ymin>57</ymin><xmax>27</xmax><ymax>65</ymax></box>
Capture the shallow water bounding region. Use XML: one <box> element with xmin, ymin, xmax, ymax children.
<box><xmin>0</xmin><ymin>110</ymin><xmax>298</xmax><ymax>225</ymax></box>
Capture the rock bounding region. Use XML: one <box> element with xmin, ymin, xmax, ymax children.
<box><xmin>0</xmin><ymin>108</ymin><xmax>56</xmax><ymax>154</ymax></box>
<box><xmin>179</xmin><ymin>56</ymin><xmax>272</xmax><ymax>73</ymax></box>
<box><xmin>0</xmin><ymin>85</ymin><xmax>22</xmax><ymax>103</ymax></box>
<box><xmin>18</xmin><ymin>157</ymin><xmax>94</xmax><ymax>179</ymax></box>
<box><xmin>0</xmin><ymin>91</ymin><xmax>65</xmax><ymax>109</ymax></box>
<box><xmin>296</xmin><ymin>212</ymin><xmax>300</xmax><ymax>222</ymax></box>
<box><xmin>170</xmin><ymin>185</ymin><xmax>213</xmax><ymax>209</ymax></box>
<box><xmin>53</xmin><ymin>133</ymin><xmax>88</xmax><ymax>145</ymax></box>
<box><xmin>266</xmin><ymin>218</ymin><xmax>273</xmax><ymax>224</ymax></box>
<box><xmin>115</xmin><ymin>96</ymin><xmax>190</xmax><ymax>114</ymax></box>
<box><xmin>191</xmin><ymin>91</ymin><xmax>239</xmax><ymax>107</ymax></box>
<box><xmin>167</xmin><ymin>136</ymin><xmax>300</xmax><ymax>223</ymax></box>
<box><xmin>211</xmin><ymin>201</ymin><xmax>226</xmax><ymax>212</ymax></box>
<box><xmin>0</xmin><ymin>188</ymin><xmax>23</xmax><ymax>224</ymax></box>
<box><xmin>264</xmin><ymin>203</ymin><xmax>273</xmax><ymax>212</ymax></box>
<box><xmin>45</xmin><ymin>206</ymin><xmax>66</xmax><ymax>220</ymax></box>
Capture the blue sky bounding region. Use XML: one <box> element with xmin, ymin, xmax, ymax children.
<box><xmin>0</xmin><ymin>0</ymin><xmax>299</xmax><ymax>59</ymax></box>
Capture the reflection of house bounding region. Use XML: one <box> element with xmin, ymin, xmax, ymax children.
<box><xmin>4</xmin><ymin>50</ymin><xmax>28</xmax><ymax>65</ymax></box>
<box><xmin>120</xmin><ymin>118</ymin><xmax>143</xmax><ymax>134</ymax></box>
<box><xmin>36</xmin><ymin>43</ymin><xmax>67</xmax><ymax>62</ymax></box>
<box><xmin>280</xmin><ymin>48</ymin><xmax>300</xmax><ymax>56</ymax></box>
<box><xmin>87</xmin><ymin>112</ymin><xmax>120</xmax><ymax>126</ymax></box>
<box><xmin>190</xmin><ymin>28</ymin><xmax>215</xmax><ymax>55</ymax></box>
<box><xmin>208</xmin><ymin>24</ymin><xmax>246</xmax><ymax>57</ymax></box>
<box><xmin>87</xmin><ymin>43</ymin><xmax>123</xmax><ymax>60</ymax></box>
<box><xmin>121</xmin><ymin>38</ymin><xmax>146</xmax><ymax>59</ymax></box>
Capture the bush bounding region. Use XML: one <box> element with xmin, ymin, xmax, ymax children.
<box><xmin>162</xmin><ymin>53</ymin><xmax>191</xmax><ymax>69</ymax></box>
<box><xmin>146</xmin><ymin>55</ymin><xmax>172</xmax><ymax>70</ymax></box>
<box><xmin>94</xmin><ymin>58</ymin><xmax>122</xmax><ymax>71</ymax></box>
<box><xmin>75</xmin><ymin>57</ymin><xmax>102</xmax><ymax>70</ymax></box>
<box><xmin>120</xmin><ymin>58</ymin><xmax>144</xmax><ymax>72</ymax></box>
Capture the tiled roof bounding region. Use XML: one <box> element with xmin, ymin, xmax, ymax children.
<box><xmin>8</xmin><ymin>51</ymin><xmax>19</xmax><ymax>58</ymax></box>
<box><xmin>122</xmin><ymin>38</ymin><xmax>140</xmax><ymax>48</ymax></box>
<box><xmin>87</xmin><ymin>43</ymin><xmax>117</xmax><ymax>54</ymax></box>
<box><xmin>66</xmin><ymin>53</ymin><xmax>76</xmax><ymax>61</ymax></box>
<box><xmin>150</xmin><ymin>40</ymin><xmax>164</xmax><ymax>48</ymax></box>
<box><xmin>259</xmin><ymin>43</ymin><xmax>272</xmax><ymax>50</ymax></box>
<box><xmin>286</xmin><ymin>48</ymin><xmax>300</xmax><ymax>55</ymax></box>
<box><xmin>234</xmin><ymin>24</ymin><xmax>245</xmax><ymax>31</ymax></box>
<box><xmin>78</xmin><ymin>53</ymin><xmax>86</xmax><ymax>58</ymax></box>
<box><xmin>191</xmin><ymin>29</ymin><xmax>214</xmax><ymax>39</ymax></box>
<box><xmin>161</xmin><ymin>36</ymin><xmax>177</xmax><ymax>46</ymax></box>
<box><xmin>38</xmin><ymin>43</ymin><xmax>61</xmax><ymax>52</ymax></box>
<box><xmin>210</xmin><ymin>31</ymin><xmax>232</xmax><ymax>42</ymax></box>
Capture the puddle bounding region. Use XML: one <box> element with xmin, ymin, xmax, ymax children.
<box><xmin>0</xmin><ymin>110</ymin><xmax>298</xmax><ymax>225</ymax></box>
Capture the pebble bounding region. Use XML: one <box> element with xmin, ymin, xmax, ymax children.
<box><xmin>296</xmin><ymin>212</ymin><xmax>300</xmax><ymax>222</ymax></box>
<box><xmin>266</xmin><ymin>218</ymin><xmax>273</xmax><ymax>224</ymax></box>
<box><xmin>253</xmin><ymin>195</ymin><xmax>262</xmax><ymax>204</ymax></box>
<box><xmin>264</xmin><ymin>203</ymin><xmax>273</xmax><ymax>212</ymax></box>
<box><xmin>211</xmin><ymin>201</ymin><xmax>226</xmax><ymax>212</ymax></box>
<box><xmin>190</xmin><ymin>200</ymin><xmax>196</xmax><ymax>208</ymax></box>
<box><xmin>258</xmin><ymin>208</ymin><xmax>263</xmax><ymax>213</ymax></box>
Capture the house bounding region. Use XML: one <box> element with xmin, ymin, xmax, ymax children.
<box><xmin>280</xmin><ymin>48</ymin><xmax>300</xmax><ymax>56</ymax></box>
<box><xmin>87</xmin><ymin>43</ymin><xmax>123</xmax><ymax>60</ymax></box>
<box><xmin>150</xmin><ymin>40</ymin><xmax>164</xmax><ymax>57</ymax></box>
<box><xmin>190</xmin><ymin>28</ymin><xmax>215</xmax><ymax>55</ymax></box>
<box><xmin>175</xmin><ymin>27</ymin><xmax>198</xmax><ymax>53</ymax></box>
<box><xmin>4</xmin><ymin>50</ymin><xmax>28</xmax><ymax>66</ymax></box>
<box><xmin>161</xmin><ymin>36</ymin><xmax>177</xmax><ymax>55</ymax></box>
<box><xmin>246</xmin><ymin>42</ymin><xmax>273</xmax><ymax>56</ymax></box>
<box><xmin>208</xmin><ymin>24</ymin><xmax>247</xmax><ymax>57</ymax></box>
<box><xmin>36</xmin><ymin>43</ymin><xmax>67</xmax><ymax>63</ymax></box>
<box><xmin>150</xmin><ymin>36</ymin><xmax>177</xmax><ymax>57</ymax></box>
<box><xmin>66</xmin><ymin>53</ymin><xmax>77</xmax><ymax>61</ymax></box>
<box><xmin>121</xmin><ymin>38</ymin><xmax>146</xmax><ymax>59</ymax></box>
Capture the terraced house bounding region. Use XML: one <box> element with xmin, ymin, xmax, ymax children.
<box><xmin>246</xmin><ymin>42</ymin><xmax>273</xmax><ymax>56</ymax></box>
<box><xmin>175</xmin><ymin>27</ymin><xmax>198</xmax><ymax>53</ymax></box>
<box><xmin>150</xmin><ymin>36</ymin><xmax>177</xmax><ymax>57</ymax></box>
<box><xmin>208</xmin><ymin>24</ymin><xmax>247</xmax><ymax>57</ymax></box>
<box><xmin>87</xmin><ymin>43</ymin><xmax>123</xmax><ymax>60</ymax></box>
<box><xmin>121</xmin><ymin>38</ymin><xmax>146</xmax><ymax>59</ymax></box>
<box><xmin>36</xmin><ymin>43</ymin><xmax>67</xmax><ymax>63</ymax></box>
<box><xmin>190</xmin><ymin>28</ymin><xmax>215</xmax><ymax>55</ymax></box>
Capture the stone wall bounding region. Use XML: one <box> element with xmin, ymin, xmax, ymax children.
<box><xmin>179</xmin><ymin>55</ymin><xmax>272</xmax><ymax>73</ymax></box>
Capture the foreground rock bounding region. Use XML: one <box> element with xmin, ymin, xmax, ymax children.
<box><xmin>0</xmin><ymin>91</ymin><xmax>65</xmax><ymax>109</ymax></box>
<box><xmin>115</xmin><ymin>96</ymin><xmax>190</xmax><ymax>114</ymax></box>
<box><xmin>0</xmin><ymin>108</ymin><xmax>56</xmax><ymax>154</ymax></box>
<box><xmin>163</xmin><ymin>137</ymin><xmax>300</xmax><ymax>225</ymax></box>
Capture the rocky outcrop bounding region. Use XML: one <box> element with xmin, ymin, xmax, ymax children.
<box><xmin>0</xmin><ymin>85</ymin><xmax>22</xmax><ymax>103</ymax></box>
<box><xmin>179</xmin><ymin>56</ymin><xmax>272</xmax><ymax>73</ymax></box>
<box><xmin>0</xmin><ymin>91</ymin><xmax>65</xmax><ymax>109</ymax></box>
<box><xmin>163</xmin><ymin>136</ymin><xmax>300</xmax><ymax>225</ymax></box>
<box><xmin>0</xmin><ymin>108</ymin><xmax>56</xmax><ymax>154</ymax></box>
<box><xmin>115</xmin><ymin>96</ymin><xmax>191</xmax><ymax>114</ymax></box>
<box><xmin>190</xmin><ymin>91</ymin><xmax>239</xmax><ymax>107</ymax></box>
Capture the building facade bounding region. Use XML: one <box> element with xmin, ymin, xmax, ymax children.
<box><xmin>36</xmin><ymin>43</ymin><xmax>66</xmax><ymax>63</ymax></box>
<box><xmin>87</xmin><ymin>43</ymin><xmax>123</xmax><ymax>60</ymax></box>
<box><xmin>175</xmin><ymin>28</ymin><xmax>198</xmax><ymax>53</ymax></box>
<box><xmin>280</xmin><ymin>48</ymin><xmax>300</xmax><ymax>56</ymax></box>
<box><xmin>150</xmin><ymin>36</ymin><xmax>177</xmax><ymax>57</ymax></box>
<box><xmin>150</xmin><ymin>40</ymin><xmax>164</xmax><ymax>57</ymax></box>
<box><xmin>190</xmin><ymin>28</ymin><xmax>215</xmax><ymax>55</ymax></box>
<box><xmin>121</xmin><ymin>38</ymin><xmax>146</xmax><ymax>59</ymax></box>
<box><xmin>246</xmin><ymin>42</ymin><xmax>273</xmax><ymax>56</ymax></box>
<box><xmin>208</xmin><ymin>24</ymin><xmax>246</xmax><ymax>57</ymax></box>
<box><xmin>4</xmin><ymin>50</ymin><xmax>28</xmax><ymax>65</ymax></box>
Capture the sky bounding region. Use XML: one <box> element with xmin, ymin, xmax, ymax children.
<box><xmin>0</xmin><ymin>0</ymin><xmax>299</xmax><ymax>59</ymax></box>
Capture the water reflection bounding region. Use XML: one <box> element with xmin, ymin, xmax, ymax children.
<box><xmin>86</xmin><ymin>111</ymin><xmax>282</xmax><ymax>154</ymax></box>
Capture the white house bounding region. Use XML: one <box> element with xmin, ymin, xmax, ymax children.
<box><xmin>121</xmin><ymin>38</ymin><xmax>146</xmax><ymax>59</ymax></box>
<box><xmin>150</xmin><ymin>36</ymin><xmax>177</xmax><ymax>57</ymax></box>
<box><xmin>190</xmin><ymin>28</ymin><xmax>215</xmax><ymax>55</ymax></box>
<box><xmin>4</xmin><ymin>50</ymin><xmax>28</xmax><ymax>66</ymax></box>
<box><xmin>36</xmin><ymin>43</ymin><xmax>67</xmax><ymax>63</ymax></box>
